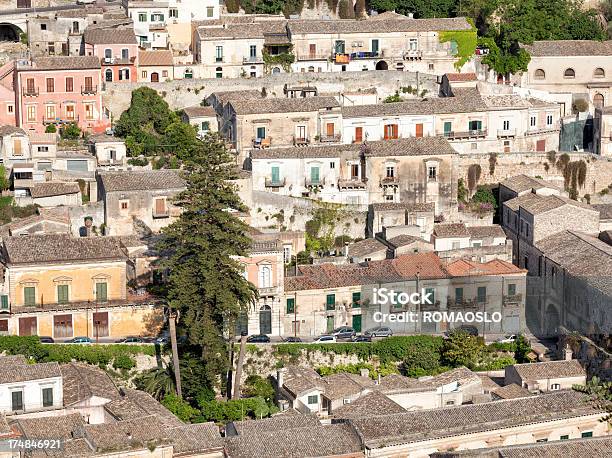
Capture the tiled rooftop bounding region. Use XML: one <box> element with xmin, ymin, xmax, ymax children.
<box><xmin>3</xmin><ymin>234</ymin><xmax>127</xmax><ymax>265</ymax></box>
<box><xmin>99</xmin><ymin>170</ymin><xmax>185</xmax><ymax>192</ymax></box>
<box><xmin>509</xmin><ymin>360</ymin><xmax>585</xmax><ymax>381</ymax></box>
<box><xmin>500</xmin><ymin>174</ymin><xmax>562</xmax><ymax>194</ymax></box>
<box><xmin>138</xmin><ymin>50</ymin><xmax>174</xmax><ymax>67</ymax></box>
<box><xmin>332</xmin><ymin>390</ymin><xmax>405</xmax><ymax>419</ymax></box>
<box><xmin>0</xmin><ymin>360</ymin><xmax>61</xmax><ymax>384</ymax></box>
<box><xmin>467</xmin><ymin>225</ymin><xmax>507</xmax><ymax>239</ymax></box>
<box><xmin>348</xmin><ymin>238</ymin><xmax>388</xmax><ymax>258</ymax></box>
<box><xmin>445</xmin><ymin>259</ymin><xmax>525</xmax><ymax>277</ymax></box>
<box><xmin>61</xmin><ymin>363</ymin><xmax>122</xmax><ymax>406</ymax></box>
<box><xmin>434</xmin><ymin>222</ymin><xmax>470</xmax><ymax>238</ymax></box>
<box><xmin>28</xmin><ymin>182</ymin><xmax>80</xmax><ymax>199</ymax></box>
<box><xmin>230</xmin><ymin>96</ymin><xmax>339</xmax><ymax>115</ymax></box>
<box><xmin>182</xmin><ymin>105</ymin><xmax>216</xmax><ymax>118</ymax></box>
<box><xmin>83</xmin><ymin>28</ymin><xmax>137</xmax><ymax>45</ymax></box>
<box><xmin>522</xmin><ymin>40</ymin><xmax>612</xmax><ymax>57</ymax></box>
<box><xmin>19</xmin><ymin>56</ymin><xmax>101</xmax><ymax>71</ymax></box>
<box><xmin>230</xmin><ymin>409</ymin><xmax>320</xmax><ymax>435</ymax></box>
<box><xmin>370</xmin><ymin>202</ymin><xmax>435</xmax><ymax>212</ymax></box>
<box><xmin>287</xmin><ymin>16</ymin><xmax>472</xmax><ymax>34</ymax></box>
<box><xmin>491</xmin><ymin>383</ymin><xmax>534</xmax><ymax>400</ymax></box>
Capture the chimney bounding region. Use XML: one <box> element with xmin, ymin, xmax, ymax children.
<box><xmin>562</xmin><ymin>344</ymin><xmax>573</xmax><ymax>361</ymax></box>
<box><xmin>360</xmin><ymin>368</ymin><xmax>369</xmax><ymax>378</ymax></box>
<box><xmin>343</xmin><ymin>242</ymin><xmax>349</xmax><ymax>257</ymax></box>
<box><xmin>408</xmin><ymin>13</ymin><xmax>414</xmax><ymax>19</ymax></box>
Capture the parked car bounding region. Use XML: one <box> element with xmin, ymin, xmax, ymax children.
<box><xmin>353</xmin><ymin>335</ymin><xmax>372</xmax><ymax>343</ymax></box>
<box><xmin>116</xmin><ymin>336</ymin><xmax>145</xmax><ymax>344</ymax></box>
<box><xmin>66</xmin><ymin>337</ymin><xmax>92</xmax><ymax>344</ymax></box>
<box><xmin>38</xmin><ymin>336</ymin><xmax>54</xmax><ymax>344</ymax></box>
<box><xmin>246</xmin><ymin>334</ymin><xmax>271</xmax><ymax>343</ymax></box>
<box><xmin>496</xmin><ymin>334</ymin><xmax>517</xmax><ymax>344</ymax></box>
<box><xmin>364</xmin><ymin>326</ymin><xmax>393</xmax><ymax>338</ymax></box>
<box><xmin>282</xmin><ymin>336</ymin><xmax>302</xmax><ymax>343</ymax></box>
<box><xmin>154</xmin><ymin>336</ymin><xmax>169</xmax><ymax>345</ymax></box>
<box><xmin>313</xmin><ymin>335</ymin><xmax>337</xmax><ymax>343</ymax></box>
<box><xmin>332</xmin><ymin>326</ymin><xmax>356</xmax><ymax>340</ymax></box>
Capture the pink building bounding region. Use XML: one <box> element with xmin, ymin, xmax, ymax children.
<box><xmin>15</xmin><ymin>56</ymin><xmax>109</xmax><ymax>134</ymax></box>
<box><xmin>0</xmin><ymin>62</ymin><xmax>16</xmax><ymax>127</ymax></box>
<box><xmin>84</xmin><ymin>28</ymin><xmax>138</xmax><ymax>84</ymax></box>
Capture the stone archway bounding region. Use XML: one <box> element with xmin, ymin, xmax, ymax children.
<box><xmin>375</xmin><ymin>60</ymin><xmax>388</xmax><ymax>71</ymax></box>
<box><xmin>259</xmin><ymin>304</ymin><xmax>272</xmax><ymax>335</ymax></box>
<box><xmin>594</xmin><ymin>93</ymin><xmax>604</xmax><ymax>109</ymax></box>
<box><xmin>0</xmin><ymin>23</ymin><xmax>23</xmax><ymax>42</ymax></box>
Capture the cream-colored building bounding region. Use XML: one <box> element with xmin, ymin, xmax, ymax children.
<box><xmin>504</xmin><ymin>359</ymin><xmax>587</xmax><ymax>392</ymax></box>
<box><xmin>137</xmin><ymin>50</ymin><xmax>174</xmax><ymax>82</ymax></box>
<box><xmin>519</xmin><ymin>40</ymin><xmax>612</xmax><ymax>115</ymax></box>
<box><xmin>181</xmin><ymin>105</ymin><xmax>218</xmax><ymax>139</ymax></box>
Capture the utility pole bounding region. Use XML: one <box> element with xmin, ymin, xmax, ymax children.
<box><xmin>169</xmin><ymin>309</ymin><xmax>182</xmax><ymax>398</ymax></box>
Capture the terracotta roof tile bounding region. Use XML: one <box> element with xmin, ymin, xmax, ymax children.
<box><xmin>523</xmin><ymin>40</ymin><xmax>612</xmax><ymax>57</ymax></box>
<box><xmin>20</xmin><ymin>56</ymin><xmax>100</xmax><ymax>71</ymax></box>
<box><xmin>182</xmin><ymin>105</ymin><xmax>216</xmax><ymax>118</ymax></box>
<box><xmin>510</xmin><ymin>360</ymin><xmax>585</xmax><ymax>381</ymax></box>
<box><xmin>434</xmin><ymin>223</ymin><xmax>470</xmax><ymax>238</ymax></box>
<box><xmin>138</xmin><ymin>50</ymin><xmax>174</xmax><ymax>67</ymax></box>
<box><xmin>84</xmin><ymin>28</ymin><xmax>137</xmax><ymax>45</ymax></box>
<box><xmin>99</xmin><ymin>170</ymin><xmax>185</xmax><ymax>192</ymax></box>
<box><xmin>29</xmin><ymin>182</ymin><xmax>80</xmax><ymax>198</ymax></box>
<box><xmin>288</xmin><ymin>17</ymin><xmax>472</xmax><ymax>34</ymax></box>
<box><xmin>230</xmin><ymin>96</ymin><xmax>339</xmax><ymax>115</ymax></box>
<box><xmin>332</xmin><ymin>390</ymin><xmax>405</xmax><ymax>419</ymax></box>
<box><xmin>492</xmin><ymin>383</ymin><xmax>534</xmax><ymax>400</ymax></box>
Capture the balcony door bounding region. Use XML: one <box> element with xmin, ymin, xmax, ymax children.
<box><xmin>309</xmin><ymin>44</ymin><xmax>316</xmax><ymax>58</ymax></box>
<box><xmin>310</xmin><ymin>167</ymin><xmax>320</xmax><ymax>184</ymax></box>
<box><xmin>326</xmin><ymin>122</ymin><xmax>334</xmax><ymax>137</ymax></box>
<box><xmin>415</xmin><ymin>123</ymin><xmax>423</xmax><ymax>138</ymax></box>
<box><xmin>384</xmin><ymin>124</ymin><xmax>398</xmax><ymax>140</ymax></box>
<box><xmin>355</xmin><ymin>126</ymin><xmax>363</xmax><ymax>143</ymax></box>
<box><xmin>259</xmin><ymin>305</ymin><xmax>272</xmax><ymax>335</ymax></box>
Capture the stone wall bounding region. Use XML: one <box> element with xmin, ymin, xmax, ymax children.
<box><xmin>103</xmin><ymin>70</ymin><xmax>439</xmax><ymax>120</ymax></box>
<box><xmin>559</xmin><ymin>331</ymin><xmax>612</xmax><ymax>381</ymax></box>
<box><xmin>458</xmin><ymin>152</ymin><xmax>612</xmax><ymax>202</ymax></box>
<box><xmin>249</xmin><ymin>190</ymin><xmax>367</xmax><ymax>239</ymax></box>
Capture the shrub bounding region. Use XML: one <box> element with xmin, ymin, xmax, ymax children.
<box><xmin>45</xmin><ymin>124</ymin><xmax>57</xmax><ymax>133</ymax></box>
<box><xmin>112</xmin><ymin>354</ymin><xmax>136</xmax><ymax>371</ymax></box>
<box><xmin>572</xmin><ymin>98</ymin><xmax>589</xmax><ymax>113</ymax></box>
<box><xmin>61</xmin><ymin>123</ymin><xmax>81</xmax><ymax>140</ymax></box>
<box><xmin>471</xmin><ymin>186</ymin><xmax>497</xmax><ymax>209</ymax></box>
<box><xmin>127</xmin><ymin>157</ymin><xmax>149</xmax><ymax>167</ymax></box>
<box><xmin>162</xmin><ymin>394</ymin><xmax>200</xmax><ymax>423</ymax></box>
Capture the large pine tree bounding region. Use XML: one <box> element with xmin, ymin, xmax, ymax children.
<box><xmin>159</xmin><ymin>134</ymin><xmax>257</xmax><ymax>389</ymax></box>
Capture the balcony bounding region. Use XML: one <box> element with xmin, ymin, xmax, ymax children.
<box><xmin>152</xmin><ymin>208</ymin><xmax>170</xmax><ymax>219</ymax></box>
<box><xmin>43</xmin><ymin>115</ymin><xmax>79</xmax><ymax>125</ymax></box>
<box><xmin>338</xmin><ymin>179</ymin><xmax>366</xmax><ymax>190</ymax></box>
<box><xmin>305</xmin><ymin>177</ymin><xmax>325</xmax><ymax>188</ymax></box>
<box><xmin>334</xmin><ymin>53</ymin><xmax>350</xmax><ymax>64</ymax></box>
<box><xmin>380</xmin><ymin>176</ymin><xmax>399</xmax><ymax>187</ymax></box>
<box><xmin>293</xmin><ymin>135</ymin><xmax>310</xmax><ymax>146</ymax></box>
<box><xmin>526</xmin><ymin>123</ymin><xmax>560</xmax><ymax>135</ymax></box>
<box><xmin>258</xmin><ymin>286</ymin><xmax>280</xmax><ymax>296</ymax></box>
<box><xmin>81</xmin><ymin>85</ymin><xmax>97</xmax><ymax>95</ymax></box>
<box><xmin>441</xmin><ymin>130</ymin><xmax>487</xmax><ymax>140</ymax></box>
<box><xmin>403</xmin><ymin>50</ymin><xmax>423</xmax><ymax>60</ymax></box>
<box><xmin>265</xmin><ymin>177</ymin><xmax>286</xmax><ymax>187</ymax></box>
<box><xmin>349</xmin><ymin>50</ymin><xmax>382</xmax><ymax>60</ymax></box>
<box><xmin>447</xmin><ymin>297</ymin><xmax>477</xmax><ymax>308</ymax></box>
<box><xmin>296</xmin><ymin>53</ymin><xmax>329</xmax><ymax>61</ymax></box>
<box><xmin>252</xmin><ymin>137</ymin><xmax>271</xmax><ymax>149</ymax></box>
<box><xmin>22</xmin><ymin>87</ymin><xmax>39</xmax><ymax>97</ymax></box>
<box><xmin>319</xmin><ymin>133</ymin><xmax>341</xmax><ymax>143</ymax></box>
<box><xmin>243</xmin><ymin>56</ymin><xmax>263</xmax><ymax>64</ymax></box>
<box><xmin>497</xmin><ymin>129</ymin><xmax>516</xmax><ymax>138</ymax></box>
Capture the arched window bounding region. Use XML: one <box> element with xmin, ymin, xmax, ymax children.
<box><xmin>272</xmin><ymin>67</ymin><xmax>281</xmax><ymax>74</ymax></box>
<box><xmin>105</xmin><ymin>69</ymin><xmax>113</xmax><ymax>82</ymax></box>
<box><xmin>594</xmin><ymin>67</ymin><xmax>605</xmax><ymax>78</ymax></box>
<box><xmin>534</xmin><ymin>69</ymin><xmax>545</xmax><ymax>80</ymax></box>
<box><xmin>104</xmin><ymin>48</ymin><xmax>112</xmax><ymax>61</ymax></box>
<box><xmin>215</xmin><ymin>67</ymin><xmax>222</xmax><ymax>78</ymax></box>
<box><xmin>259</xmin><ymin>265</ymin><xmax>271</xmax><ymax>288</ymax></box>
<box><xmin>184</xmin><ymin>68</ymin><xmax>193</xmax><ymax>79</ymax></box>
<box><xmin>564</xmin><ymin>68</ymin><xmax>575</xmax><ymax>78</ymax></box>
<box><xmin>307</xmin><ymin>66</ymin><xmax>315</xmax><ymax>72</ymax></box>
<box><xmin>594</xmin><ymin>93</ymin><xmax>604</xmax><ymax>109</ymax></box>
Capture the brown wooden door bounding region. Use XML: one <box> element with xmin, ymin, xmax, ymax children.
<box><xmin>14</xmin><ymin>139</ymin><xmax>21</xmax><ymax>155</ymax></box>
<box><xmin>18</xmin><ymin>317</ymin><xmax>37</xmax><ymax>336</ymax></box>
<box><xmin>536</xmin><ymin>139</ymin><xmax>546</xmax><ymax>152</ymax></box>
<box><xmin>309</xmin><ymin>44</ymin><xmax>316</xmax><ymax>58</ymax></box>
<box><xmin>26</xmin><ymin>78</ymin><xmax>34</xmax><ymax>93</ymax></box>
<box><xmin>355</xmin><ymin>127</ymin><xmax>363</xmax><ymax>143</ymax></box>
<box><xmin>326</xmin><ymin>123</ymin><xmax>334</xmax><ymax>137</ymax></box>
<box><xmin>155</xmin><ymin>198</ymin><xmax>166</xmax><ymax>214</ymax></box>
<box><xmin>93</xmin><ymin>312</ymin><xmax>109</xmax><ymax>338</ymax></box>
<box><xmin>415</xmin><ymin>123</ymin><xmax>423</xmax><ymax>138</ymax></box>
<box><xmin>53</xmin><ymin>314</ymin><xmax>73</xmax><ymax>338</ymax></box>
<box><xmin>151</xmin><ymin>72</ymin><xmax>159</xmax><ymax>83</ymax></box>
<box><xmin>384</xmin><ymin>124</ymin><xmax>398</xmax><ymax>140</ymax></box>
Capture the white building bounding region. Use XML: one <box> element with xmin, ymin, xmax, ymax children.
<box><xmin>89</xmin><ymin>134</ymin><xmax>127</xmax><ymax>168</ymax></box>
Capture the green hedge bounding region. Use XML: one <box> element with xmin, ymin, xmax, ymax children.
<box><xmin>0</xmin><ymin>336</ymin><xmax>155</xmax><ymax>367</ymax></box>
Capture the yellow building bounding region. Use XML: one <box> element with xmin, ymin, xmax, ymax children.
<box><xmin>0</xmin><ymin>234</ymin><xmax>163</xmax><ymax>339</ymax></box>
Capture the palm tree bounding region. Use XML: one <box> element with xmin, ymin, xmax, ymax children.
<box><xmin>134</xmin><ymin>366</ymin><xmax>176</xmax><ymax>400</ymax></box>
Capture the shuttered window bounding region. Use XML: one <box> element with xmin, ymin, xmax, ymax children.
<box><xmin>96</xmin><ymin>282</ymin><xmax>108</xmax><ymax>302</ymax></box>
<box><xmin>42</xmin><ymin>388</ymin><xmax>53</xmax><ymax>407</ymax></box>
<box><xmin>24</xmin><ymin>287</ymin><xmax>36</xmax><ymax>306</ymax></box>
<box><xmin>57</xmin><ymin>285</ymin><xmax>69</xmax><ymax>304</ymax></box>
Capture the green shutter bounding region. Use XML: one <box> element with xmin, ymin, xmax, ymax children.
<box><xmin>352</xmin><ymin>292</ymin><xmax>361</xmax><ymax>308</ymax></box>
<box><xmin>352</xmin><ymin>314</ymin><xmax>362</xmax><ymax>332</ymax></box>
<box><xmin>455</xmin><ymin>288</ymin><xmax>463</xmax><ymax>303</ymax></box>
<box><xmin>425</xmin><ymin>288</ymin><xmax>435</xmax><ymax>304</ymax></box>
<box><xmin>326</xmin><ymin>294</ymin><xmax>335</xmax><ymax>310</ymax></box>
<box><xmin>311</xmin><ymin>167</ymin><xmax>320</xmax><ymax>184</ymax></box>
<box><xmin>286</xmin><ymin>298</ymin><xmax>295</xmax><ymax>314</ymax></box>
<box><xmin>257</xmin><ymin>127</ymin><xmax>266</xmax><ymax>139</ymax></box>
<box><xmin>444</xmin><ymin>121</ymin><xmax>452</xmax><ymax>135</ymax></box>
<box><xmin>477</xmin><ymin>286</ymin><xmax>487</xmax><ymax>303</ymax></box>
<box><xmin>0</xmin><ymin>295</ymin><xmax>8</xmax><ymax>309</ymax></box>
<box><xmin>508</xmin><ymin>284</ymin><xmax>516</xmax><ymax>296</ymax></box>
<box><xmin>24</xmin><ymin>287</ymin><xmax>35</xmax><ymax>306</ymax></box>
<box><xmin>96</xmin><ymin>282</ymin><xmax>108</xmax><ymax>302</ymax></box>
<box><xmin>271</xmin><ymin>166</ymin><xmax>280</xmax><ymax>183</ymax></box>
<box><xmin>57</xmin><ymin>285</ymin><xmax>69</xmax><ymax>304</ymax></box>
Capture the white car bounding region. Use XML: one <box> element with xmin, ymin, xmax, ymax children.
<box><xmin>77</xmin><ymin>0</ymin><xmax>96</xmax><ymax>4</ymax></box>
<box><xmin>497</xmin><ymin>334</ymin><xmax>518</xmax><ymax>344</ymax></box>
<box><xmin>313</xmin><ymin>335</ymin><xmax>337</xmax><ymax>343</ymax></box>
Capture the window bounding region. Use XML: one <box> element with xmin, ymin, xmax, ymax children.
<box><xmin>249</xmin><ymin>45</ymin><xmax>257</xmax><ymax>60</ymax></box>
<box><xmin>469</xmin><ymin>120</ymin><xmax>482</xmax><ymax>131</ymax></box>
<box><xmin>215</xmin><ymin>67</ymin><xmax>222</xmax><ymax>78</ymax></box>
<box><xmin>0</xmin><ymin>295</ymin><xmax>8</xmax><ymax>310</ymax></box>
<box><xmin>53</xmin><ymin>314</ymin><xmax>72</xmax><ymax>338</ymax></box>
<box><xmin>445</xmin><ymin>400</ymin><xmax>455</xmax><ymax>405</ymax></box>
<box><xmin>95</xmin><ymin>282</ymin><xmax>108</xmax><ymax>302</ymax></box>
<box><xmin>564</xmin><ymin>68</ymin><xmax>575</xmax><ymax>78</ymax></box>
<box><xmin>7</xmin><ymin>104</ymin><xmax>13</xmax><ymax>114</ymax></box>
<box><xmin>24</xmin><ymin>287</ymin><xmax>36</xmax><ymax>306</ymax></box>
<box><xmin>334</xmin><ymin>40</ymin><xmax>345</xmax><ymax>54</ymax></box>
<box><xmin>428</xmin><ymin>166</ymin><xmax>437</xmax><ymax>181</ymax></box>
<box><xmin>201</xmin><ymin>121</ymin><xmax>210</xmax><ymax>132</ymax></box>
<box><xmin>141</xmin><ymin>71</ymin><xmax>147</xmax><ymax>79</ymax></box>
<box><xmin>169</xmin><ymin>8</ymin><xmax>178</xmax><ymax>18</ymax></box>
<box><xmin>581</xmin><ymin>432</ymin><xmax>593</xmax><ymax>438</ymax></box>
<box><xmin>138</xmin><ymin>13</ymin><xmax>147</xmax><ymax>22</ymax></box>
<box><xmin>594</xmin><ymin>67</ymin><xmax>605</xmax><ymax>78</ymax></box>
<box><xmin>207</xmin><ymin>6</ymin><xmax>214</xmax><ymax>17</ymax></box>
<box><xmin>11</xmin><ymin>391</ymin><xmax>23</xmax><ymax>411</ymax></box>
<box><xmin>65</xmin><ymin>105</ymin><xmax>75</xmax><ymax>120</ymax></box>
<box><xmin>455</xmin><ymin>288</ymin><xmax>463</xmax><ymax>303</ymax></box>
<box><xmin>57</xmin><ymin>285</ymin><xmax>69</xmax><ymax>304</ymax></box>
<box><xmin>84</xmin><ymin>103</ymin><xmax>94</xmax><ymax>120</ymax></box>
<box><xmin>326</xmin><ymin>294</ymin><xmax>335</xmax><ymax>311</ymax></box>
<box><xmin>13</xmin><ymin>139</ymin><xmax>22</xmax><ymax>156</ymax></box>
<box><xmin>507</xmin><ymin>283</ymin><xmax>516</xmax><ymax>296</ymax></box>
<box><xmin>536</xmin><ymin>439</ymin><xmax>548</xmax><ymax>443</ymax></box>
<box><xmin>386</xmin><ymin>166</ymin><xmax>395</xmax><ymax>178</ymax></box>
<box><xmin>122</xmin><ymin>48</ymin><xmax>129</xmax><ymax>60</ymax></box>
<box><xmin>259</xmin><ymin>265</ymin><xmax>271</xmax><ymax>288</ymax></box>
<box><xmin>120</xmin><ymin>201</ymin><xmax>128</xmax><ymax>210</ymax></box>
<box><xmin>329</xmin><ymin>162</ymin><xmax>335</xmax><ymax>169</ymax></box>
<box><xmin>352</xmin><ymin>292</ymin><xmax>361</xmax><ymax>308</ymax></box>
<box><xmin>151</xmin><ymin>13</ymin><xmax>164</xmax><ymax>22</ymax></box>
<box><xmin>534</xmin><ymin>69</ymin><xmax>545</xmax><ymax>80</ymax></box>
<box><xmin>286</xmin><ymin>298</ymin><xmax>295</xmax><ymax>314</ymax></box>
<box><xmin>551</xmin><ymin>383</ymin><xmax>561</xmax><ymax>390</ymax></box>
<box><xmin>42</xmin><ymin>387</ymin><xmax>53</xmax><ymax>407</ymax></box>
<box><xmin>530</xmin><ymin>115</ymin><xmax>536</xmax><ymax>127</ymax></box>
<box><xmin>84</xmin><ymin>76</ymin><xmax>93</xmax><ymax>91</ymax></box>
<box><xmin>40</xmin><ymin>24</ymin><xmax>47</xmax><ymax>30</ymax></box>
<box><xmin>283</xmin><ymin>245</ymin><xmax>291</xmax><ymax>263</ymax></box>
<box><xmin>546</xmin><ymin>114</ymin><xmax>553</xmax><ymax>126</ymax></box>
<box><xmin>65</xmin><ymin>77</ymin><xmax>73</xmax><ymax>92</ymax></box>
<box><xmin>477</xmin><ymin>286</ymin><xmax>487</xmax><ymax>303</ymax></box>
<box><xmin>503</xmin><ymin>120</ymin><xmax>510</xmax><ymax>130</ymax></box>
<box><xmin>384</xmin><ymin>124</ymin><xmax>398</xmax><ymax>139</ymax></box>
<box><xmin>26</xmin><ymin>105</ymin><xmax>36</xmax><ymax>123</ymax></box>
<box><xmin>45</xmin><ymin>105</ymin><xmax>55</xmax><ymax>120</ymax></box>
<box><xmin>425</xmin><ymin>288</ymin><xmax>435</xmax><ymax>304</ymax></box>
<box><xmin>256</xmin><ymin>126</ymin><xmax>266</xmax><ymax>140</ymax></box>
<box><xmin>428</xmin><ymin>63</ymin><xmax>434</xmax><ymax>71</ymax></box>
<box><xmin>0</xmin><ymin>319</ymin><xmax>7</xmax><ymax>331</ymax></box>
<box><xmin>351</xmin><ymin>163</ymin><xmax>359</xmax><ymax>179</ymax></box>
<box><xmin>560</xmin><ymin>435</ymin><xmax>569</xmax><ymax>440</ymax></box>
<box><xmin>409</xmin><ymin>38</ymin><xmax>417</xmax><ymax>50</ymax></box>
<box><xmin>307</xmin><ymin>395</ymin><xmax>318</xmax><ymax>405</ymax></box>
<box><xmin>215</xmin><ymin>46</ymin><xmax>223</xmax><ymax>62</ymax></box>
